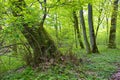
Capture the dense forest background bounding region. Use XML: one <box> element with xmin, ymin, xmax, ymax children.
<box><xmin>0</xmin><ymin>0</ymin><xmax>120</xmax><ymax>80</ymax></box>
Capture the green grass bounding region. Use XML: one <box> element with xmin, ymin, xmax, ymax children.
<box><xmin>82</xmin><ymin>45</ymin><xmax>120</xmax><ymax>80</ymax></box>
<box><xmin>1</xmin><ymin>64</ymin><xmax>82</xmax><ymax>80</ymax></box>
<box><xmin>1</xmin><ymin>45</ymin><xmax>120</xmax><ymax>80</ymax></box>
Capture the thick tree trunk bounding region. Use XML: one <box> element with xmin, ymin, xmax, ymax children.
<box><xmin>11</xmin><ymin>0</ymin><xmax>58</xmax><ymax>66</ymax></box>
<box><xmin>72</xmin><ymin>11</ymin><xmax>84</xmax><ymax>49</ymax></box>
<box><xmin>88</xmin><ymin>3</ymin><xmax>99</xmax><ymax>53</ymax></box>
<box><xmin>80</xmin><ymin>8</ymin><xmax>91</xmax><ymax>53</ymax></box>
<box><xmin>22</xmin><ymin>24</ymin><xmax>58</xmax><ymax>66</ymax></box>
<box><xmin>108</xmin><ymin>0</ymin><xmax>119</xmax><ymax>48</ymax></box>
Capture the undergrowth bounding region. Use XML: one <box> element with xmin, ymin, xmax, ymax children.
<box><xmin>1</xmin><ymin>45</ymin><xmax>120</xmax><ymax>80</ymax></box>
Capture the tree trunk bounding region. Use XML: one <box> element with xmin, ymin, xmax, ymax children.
<box><xmin>72</xmin><ymin>11</ymin><xmax>84</xmax><ymax>49</ymax></box>
<box><xmin>74</xmin><ymin>26</ymin><xmax>78</xmax><ymax>48</ymax></box>
<box><xmin>80</xmin><ymin>8</ymin><xmax>91</xmax><ymax>53</ymax></box>
<box><xmin>23</xmin><ymin>24</ymin><xmax>58</xmax><ymax>66</ymax></box>
<box><xmin>54</xmin><ymin>14</ymin><xmax>58</xmax><ymax>40</ymax></box>
<box><xmin>106</xmin><ymin>17</ymin><xmax>109</xmax><ymax>45</ymax></box>
<box><xmin>11</xmin><ymin>0</ymin><xmax>58</xmax><ymax>66</ymax></box>
<box><xmin>95</xmin><ymin>1</ymin><xmax>105</xmax><ymax>38</ymax></box>
<box><xmin>88</xmin><ymin>3</ymin><xmax>99</xmax><ymax>53</ymax></box>
<box><xmin>108</xmin><ymin>0</ymin><xmax>119</xmax><ymax>48</ymax></box>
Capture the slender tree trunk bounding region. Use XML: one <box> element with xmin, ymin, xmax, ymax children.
<box><xmin>88</xmin><ymin>3</ymin><xmax>99</xmax><ymax>53</ymax></box>
<box><xmin>72</xmin><ymin>11</ymin><xmax>84</xmax><ymax>49</ymax></box>
<box><xmin>80</xmin><ymin>8</ymin><xmax>91</xmax><ymax>53</ymax></box>
<box><xmin>106</xmin><ymin>17</ymin><xmax>109</xmax><ymax>44</ymax></box>
<box><xmin>74</xmin><ymin>27</ymin><xmax>78</xmax><ymax>48</ymax></box>
<box><xmin>11</xmin><ymin>0</ymin><xmax>59</xmax><ymax>66</ymax></box>
<box><xmin>95</xmin><ymin>1</ymin><xmax>105</xmax><ymax>38</ymax></box>
<box><xmin>108</xmin><ymin>0</ymin><xmax>119</xmax><ymax>48</ymax></box>
<box><xmin>0</xmin><ymin>26</ymin><xmax>3</xmax><ymax>46</ymax></box>
<box><xmin>54</xmin><ymin>14</ymin><xmax>58</xmax><ymax>40</ymax></box>
<box><xmin>95</xmin><ymin>13</ymin><xmax>104</xmax><ymax>38</ymax></box>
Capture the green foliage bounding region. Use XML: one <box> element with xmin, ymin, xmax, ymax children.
<box><xmin>1</xmin><ymin>46</ymin><xmax>120</xmax><ymax>80</ymax></box>
<box><xmin>0</xmin><ymin>0</ymin><xmax>120</xmax><ymax>80</ymax></box>
<box><xmin>1</xmin><ymin>64</ymin><xmax>81</xmax><ymax>80</ymax></box>
<box><xmin>0</xmin><ymin>53</ymin><xmax>25</xmax><ymax>73</ymax></box>
<box><xmin>83</xmin><ymin>46</ymin><xmax>120</xmax><ymax>79</ymax></box>
<box><xmin>1</xmin><ymin>67</ymin><xmax>35</xmax><ymax>80</ymax></box>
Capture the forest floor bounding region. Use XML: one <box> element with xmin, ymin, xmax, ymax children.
<box><xmin>110</xmin><ymin>68</ymin><xmax>120</xmax><ymax>80</ymax></box>
<box><xmin>0</xmin><ymin>45</ymin><xmax>120</xmax><ymax>80</ymax></box>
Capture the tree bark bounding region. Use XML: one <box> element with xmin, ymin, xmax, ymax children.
<box><xmin>22</xmin><ymin>24</ymin><xmax>58</xmax><ymax>65</ymax></box>
<box><xmin>72</xmin><ymin>11</ymin><xmax>84</xmax><ymax>49</ymax></box>
<box><xmin>11</xmin><ymin>0</ymin><xmax>58</xmax><ymax>66</ymax></box>
<box><xmin>95</xmin><ymin>1</ymin><xmax>105</xmax><ymax>38</ymax></box>
<box><xmin>80</xmin><ymin>8</ymin><xmax>91</xmax><ymax>53</ymax></box>
<box><xmin>106</xmin><ymin>17</ymin><xmax>109</xmax><ymax>44</ymax></box>
<box><xmin>108</xmin><ymin>0</ymin><xmax>119</xmax><ymax>48</ymax></box>
<box><xmin>54</xmin><ymin>14</ymin><xmax>59</xmax><ymax>44</ymax></box>
<box><xmin>88</xmin><ymin>3</ymin><xmax>99</xmax><ymax>53</ymax></box>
